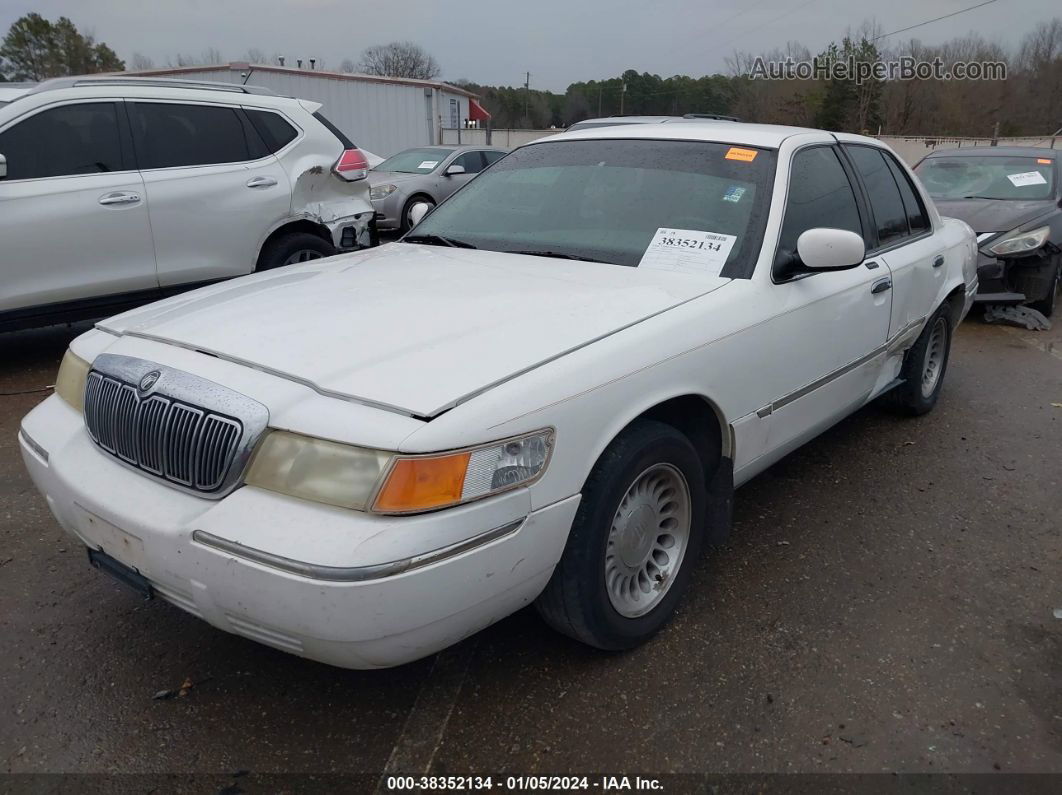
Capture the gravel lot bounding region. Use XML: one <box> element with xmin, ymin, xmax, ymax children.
<box><xmin>1</xmin><ymin>314</ymin><xmax>1060</xmax><ymax>783</ymax></box>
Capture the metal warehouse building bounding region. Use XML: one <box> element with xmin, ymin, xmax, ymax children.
<box><xmin>129</xmin><ymin>63</ymin><xmax>488</xmax><ymax>158</ymax></box>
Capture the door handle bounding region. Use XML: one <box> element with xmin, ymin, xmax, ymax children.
<box><xmin>933</xmin><ymin>255</ymin><xmax>945</xmax><ymax>268</ymax></box>
<box><xmin>98</xmin><ymin>192</ymin><xmax>141</xmax><ymax>206</ymax></box>
<box><xmin>246</xmin><ymin>176</ymin><xmax>278</xmax><ymax>188</ymax></box>
<box><xmin>871</xmin><ymin>277</ymin><xmax>893</xmax><ymax>295</ymax></box>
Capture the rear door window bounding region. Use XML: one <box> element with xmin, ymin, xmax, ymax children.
<box><xmin>0</xmin><ymin>102</ymin><xmax>123</xmax><ymax>179</ymax></box>
<box><xmin>844</xmin><ymin>145</ymin><xmax>910</xmax><ymax>247</ymax></box>
<box><xmin>129</xmin><ymin>102</ymin><xmax>257</xmax><ymax>169</ymax></box>
<box><xmin>882</xmin><ymin>153</ymin><xmax>929</xmax><ymax>234</ymax></box>
<box><xmin>245</xmin><ymin>109</ymin><xmax>298</xmax><ymax>152</ymax></box>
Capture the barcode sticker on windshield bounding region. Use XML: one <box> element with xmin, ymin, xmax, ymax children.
<box><xmin>638</xmin><ymin>228</ymin><xmax>737</xmax><ymax>276</ymax></box>
<box><xmin>1007</xmin><ymin>171</ymin><xmax>1047</xmax><ymax>187</ymax></box>
<box><xmin>418</xmin><ymin>160</ymin><xmax>439</xmax><ymax>169</ymax></box>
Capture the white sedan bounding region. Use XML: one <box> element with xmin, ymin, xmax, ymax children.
<box><xmin>20</xmin><ymin>122</ymin><xmax>977</xmax><ymax>669</ymax></box>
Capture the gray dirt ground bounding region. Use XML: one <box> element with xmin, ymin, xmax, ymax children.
<box><xmin>1</xmin><ymin>314</ymin><xmax>1060</xmax><ymax>781</ymax></box>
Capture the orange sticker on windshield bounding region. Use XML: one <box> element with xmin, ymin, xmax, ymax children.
<box><xmin>1037</xmin><ymin>158</ymin><xmax>1052</xmax><ymax>164</ymax></box>
<box><xmin>725</xmin><ymin>147</ymin><xmax>758</xmax><ymax>162</ymax></box>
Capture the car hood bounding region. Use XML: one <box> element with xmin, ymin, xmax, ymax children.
<box><xmin>933</xmin><ymin>198</ymin><xmax>1057</xmax><ymax>234</ymax></box>
<box><xmin>98</xmin><ymin>244</ymin><xmax>730</xmax><ymax>417</ymax></box>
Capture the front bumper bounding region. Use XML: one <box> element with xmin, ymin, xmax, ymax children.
<box><xmin>370</xmin><ymin>191</ymin><xmax>406</xmax><ymax>230</ymax></box>
<box><xmin>19</xmin><ymin>396</ymin><xmax>579</xmax><ymax>669</ymax></box>
<box><xmin>974</xmin><ymin>250</ymin><xmax>1057</xmax><ymax>304</ymax></box>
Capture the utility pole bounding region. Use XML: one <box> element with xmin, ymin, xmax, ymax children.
<box><xmin>620</xmin><ymin>81</ymin><xmax>627</xmax><ymax>116</ymax></box>
<box><xmin>524</xmin><ymin>71</ymin><xmax>530</xmax><ymax>128</ymax></box>
<box><xmin>598</xmin><ymin>85</ymin><xmax>602</xmax><ymax>116</ymax></box>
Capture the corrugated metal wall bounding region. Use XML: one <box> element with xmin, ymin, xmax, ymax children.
<box><xmin>173</xmin><ymin>67</ymin><xmax>469</xmax><ymax>158</ymax></box>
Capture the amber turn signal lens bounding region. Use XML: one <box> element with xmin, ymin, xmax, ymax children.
<box><xmin>373</xmin><ymin>452</ymin><xmax>471</xmax><ymax>513</ymax></box>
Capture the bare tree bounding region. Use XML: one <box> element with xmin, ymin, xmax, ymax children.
<box><xmin>129</xmin><ymin>51</ymin><xmax>154</xmax><ymax>71</ymax></box>
<box><xmin>339</xmin><ymin>58</ymin><xmax>356</xmax><ymax>73</ymax></box>
<box><xmin>243</xmin><ymin>47</ymin><xmax>269</xmax><ymax>64</ymax></box>
<box><xmin>357</xmin><ymin>41</ymin><xmax>440</xmax><ymax>80</ymax></box>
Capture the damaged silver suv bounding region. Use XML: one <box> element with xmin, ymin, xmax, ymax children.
<box><xmin>0</xmin><ymin>76</ymin><xmax>375</xmax><ymax>332</ymax></box>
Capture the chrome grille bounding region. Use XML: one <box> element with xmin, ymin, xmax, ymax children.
<box><xmin>85</xmin><ymin>371</ymin><xmax>244</xmax><ymax>493</ymax></box>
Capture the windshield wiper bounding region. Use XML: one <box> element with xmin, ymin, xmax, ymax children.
<box><xmin>507</xmin><ymin>249</ymin><xmax>609</xmax><ymax>264</ymax></box>
<box><xmin>961</xmin><ymin>195</ymin><xmax>1003</xmax><ymax>200</ymax></box>
<box><xmin>403</xmin><ymin>234</ymin><xmax>477</xmax><ymax>249</ymax></box>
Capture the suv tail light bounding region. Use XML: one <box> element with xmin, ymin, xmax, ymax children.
<box><xmin>334</xmin><ymin>148</ymin><xmax>369</xmax><ymax>181</ymax></box>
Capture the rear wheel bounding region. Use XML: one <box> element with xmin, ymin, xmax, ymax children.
<box><xmin>888</xmin><ymin>303</ymin><xmax>953</xmax><ymax>416</ymax></box>
<box><xmin>256</xmin><ymin>232</ymin><xmax>335</xmax><ymax>272</ymax></box>
<box><xmin>535</xmin><ymin>420</ymin><xmax>707</xmax><ymax>650</ymax></box>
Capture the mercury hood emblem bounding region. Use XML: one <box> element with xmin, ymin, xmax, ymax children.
<box><xmin>138</xmin><ymin>370</ymin><xmax>161</xmax><ymax>394</ymax></box>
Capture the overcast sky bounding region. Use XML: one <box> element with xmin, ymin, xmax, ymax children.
<box><xmin>0</xmin><ymin>0</ymin><xmax>1053</xmax><ymax>90</ymax></box>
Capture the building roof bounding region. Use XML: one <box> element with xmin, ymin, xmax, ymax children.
<box><xmin>127</xmin><ymin>63</ymin><xmax>479</xmax><ymax>99</ymax></box>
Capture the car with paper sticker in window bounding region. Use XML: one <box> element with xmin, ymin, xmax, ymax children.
<box><xmin>20</xmin><ymin>121</ymin><xmax>976</xmax><ymax>669</ymax></box>
<box><xmin>914</xmin><ymin>147</ymin><xmax>1061</xmax><ymax>318</ymax></box>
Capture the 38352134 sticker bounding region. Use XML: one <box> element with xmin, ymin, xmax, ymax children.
<box><xmin>637</xmin><ymin>228</ymin><xmax>737</xmax><ymax>276</ymax></box>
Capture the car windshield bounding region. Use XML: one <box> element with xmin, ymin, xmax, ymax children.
<box><xmin>375</xmin><ymin>148</ymin><xmax>455</xmax><ymax>174</ymax></box>
<box><xmin>404</xmin><ymin>138</ymin><xmax>776</xmax><ymax>274</ymax></box>
<box><xmin>915</xmin><ymin>155</ymin><xmax>1056</xmax><ymax>201</ymax></box>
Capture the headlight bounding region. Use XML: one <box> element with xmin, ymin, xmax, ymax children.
<box><xmin>55</xmin><ymin>349</ymin><xmax>90</xmax><ymax>412</ymax></box>
<box><xmin>244</xmin><ymin>428</ymin><xmax>553</xmax><ymax>514</ymax></box>
<box><xmin>373</xmin><ymin>429</ymin><xmax>554</xmax><ymax>514</ymax></box>
<box><xmin>370</xmin><ymin>183</ymin><xmax>398</xmax><ymax>200</ymax></box>
<box><xmin>245</xmin><ymin>431</ymin><xmax>392</xmax><ymax>510</ymax></box>
<box><xmin>986</xmin><ymin>225</ymin><xmax>1050</xmax><ymax>257</ymax></box>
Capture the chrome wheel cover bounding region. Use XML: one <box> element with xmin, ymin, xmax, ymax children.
<box><xmin>605</xmin><ymin>463</ymin><xmax>691</xmax><ymax>618</ymax></box>
<box><xmin>283</xmin><ymin>249</ymin><xmax>325</xmax><ymax>265</ymax></box>
<box><xmin>920</xmin><ymin>317</ymin><xmax>948</xmax><ymax>399</ymax></box>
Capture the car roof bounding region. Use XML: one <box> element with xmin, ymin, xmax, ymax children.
<box><xmin>539</xmin><ymin>120</ymin><xmax>837</xmax><ymax>150</ymax></box>
<box><xmin>921</xmin><ymin>146</ymin><xmax>1056</xmax><ymax>159</ymax></box>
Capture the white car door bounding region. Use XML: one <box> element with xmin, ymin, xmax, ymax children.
<box><xmin>843</xmin><ymin>144</ymin><xmax>943</xmax><ymax>338</ymax></box>
<box><xmin>0</xmin><ymin>100</ymin><xmax>156</xmax><ymax>313</ymax></box>
<box><xmin>752</xmin><ymin>145</ymin><xmax>892</xmax><ymax>459</ymax></box>
<box><xmin>127</xmin><ymin>100</ymin><xmax>292</xmax><ymax>287</ymax></box>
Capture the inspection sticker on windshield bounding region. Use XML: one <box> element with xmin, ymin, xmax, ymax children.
<box><xmin>418</xmin><ymin>160</ymin><xmax>439</xmax><ymax>169</ymax></box>
<box><xmin>1007</xmin><ymin>171</ymin><xmax>1047</xmax><ymax>187</ymax></box>
<box><xmin>638</xmin><ymin>228</ymin><xmax>737</xmax><ymax>276</ymax></box>
<box><xmin>723</xmin><ymin>186</ymin><xmax>746</xmax><ymax>203</ymax></box>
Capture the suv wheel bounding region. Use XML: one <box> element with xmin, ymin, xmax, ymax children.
<box><xmin>257</xmin><ymin>232</ymin><xmax>336</xmax><ymax>272</ymax></box>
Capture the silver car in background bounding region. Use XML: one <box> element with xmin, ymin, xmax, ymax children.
<box><xmin>369</xmin><ymin>144</ymin><xmax>507</xmax><ymax>231</ymax></box>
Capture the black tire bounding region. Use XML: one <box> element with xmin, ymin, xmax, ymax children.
<box><xmin>256</xmin><ymin>232</ymin><xmax>335</xmax><ymax>272</ymax></box>
<box><xmin>1029</xmin><ymin>259</ymin><xmax>1059</xmax><ymax>318</ymax></box>
<box><xmin>401</xmin><ymin>196</ymin><xmax>435</xmax><ymax>233</ymax></box>
<box><xmin>535</xmin><ymin>420</ymin><xmax>708</xmax><ymax>650</ymax></box>
<box><xmin>887</xmin><ymin>303</ymin><xmax>953</xmax><ymax>416</ymax></box>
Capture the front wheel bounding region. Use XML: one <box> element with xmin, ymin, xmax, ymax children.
<box><xmin>401</xmin><ymin>197</ymin><xmax>435</xmax><ymax>232</ymax></box>
<box><xmin>888</xmin><ymin>303</ymin><xmax>953</xmax><ymax>416</ymax></box>
<box><xmin>1029</xmin><ymin>258</ymin><xmax>1059</xmax><ymax>318</ymax></box>
<box><xmin>535</xmin><ymin>420</ymin><xmax>707</xmax><ymax>650</ymax></box>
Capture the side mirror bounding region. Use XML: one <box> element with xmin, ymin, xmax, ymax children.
<box><xmin>795</xmin><ymin>228</ymin><xmax>865</xmax><ymax>271</ymax></box>
<box><xmin>408</xmin><ymin>202</ymin><xmax>433</xmax><ymax>227</ymax></box>
<box><xmin>0</xmin><ymin>153</ymin><xmax>7</xmax><ymax>180</ymax></box>
<box><xmin>445</xmin><ymin>164</ymin><xmax>466</xmax><ymax>176</ymax></box>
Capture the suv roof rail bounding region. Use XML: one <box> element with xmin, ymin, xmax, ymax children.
<box><xmin>28</xmin><ymin>76</ymin><xmax>276</xmax><ymax>97</ymax></box>
<box><xmin>682</xmin><ymin>113</ymin><xmax>740</xmax><ymax>121</ymax></box>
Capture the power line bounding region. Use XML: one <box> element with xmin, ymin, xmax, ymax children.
<box><xmin>873</xmin><ymin>0</ymin><xmax>1000</xmax><ymax>41</ymax></box>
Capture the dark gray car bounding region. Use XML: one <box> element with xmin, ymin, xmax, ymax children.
<box><xmin>914</xmin><ymin>147</ymin><xmax>1062</xmax><ymax>316</ymax></box>
<box><xmin>369</xmin><ymin>145</ymin><xmax>507</xmax><ymax>231</ymax></box>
